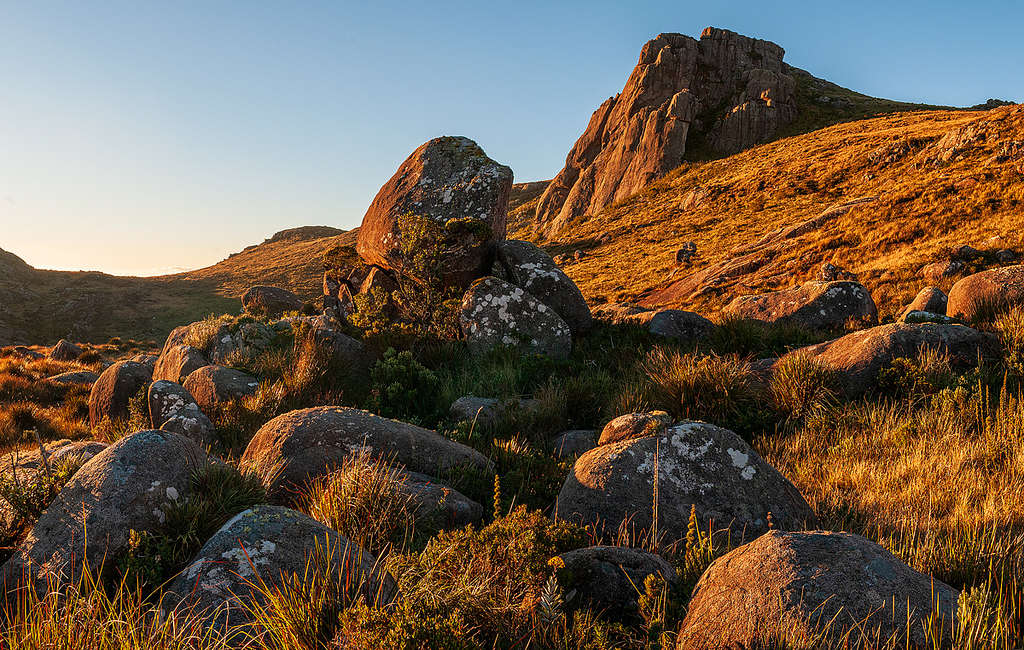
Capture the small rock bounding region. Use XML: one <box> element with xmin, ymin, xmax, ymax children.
<box><xmin>148</xmin><ymin>380</ymin><xmax>214</xmax><ymax>446</ymax></box>
<box><xmin>44</xmin><ymin>370</ymin><xmax>99</xmax><ymax>386</ymax></box>
<box><xmin>550</xmin><ymin>430</ymin><xmax>598</xmax><ymax>458</ymax></box>
<box><xmin>47</xmin><ymin>339</ymin><xmax>81</xmax><ymax>362</ymax></box>
<box><xmin>152</xmin><ymin>344</ymin><xmax>209</xmax><ymax>384</ymax></box>
<box><xmin>449</xmin><ymin>396</ymin><xmax>542</xmax><ymax>428</ymax></box>
<box><xmin>947</xmin><ymin>264</ymin><xmax>1024</xmax><ymax>320</ymax></box>
<box><xmin>724</xmin><ymin>281</ymin><xmax>878</xmax><ymax>330</ymax></box>
<box><xmin>554</xmin><ymin>546</ymin><xmax>677</xmax><ymax>619</ymax></box>
<box><xmin>241</xmin><ymin>285</ymin><xmax>304</xmax><ymax>318</ymax></box>
<box><xmin>598</xmin><ymin>412</ymin><xmax>673</xmax><ymax>446</ymax></box>
<box><xmin>88</xmin><ymin>361</ymin><xmax>153</xmax><ymax>428</ymax></box>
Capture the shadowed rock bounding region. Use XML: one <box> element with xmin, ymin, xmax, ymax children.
<box><xmin>88</xmin><ymin>360</ymin><xmax>153</xmax><ymax>427</ymax></box>
<box><xmin>459</xmin><ymin>276</ymin><xmax>572</xmax><ymax>359</ymax></box>
<box><xmin>493</xmin><ymin>240</ymin><xmax>593</xmax><ymax>334</ymax></box>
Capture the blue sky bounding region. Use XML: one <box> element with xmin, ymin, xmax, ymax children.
<box><xmin>1</xmin><ymin>1</ymin><xmax>1021</xmax><ymax>275</ymax></box>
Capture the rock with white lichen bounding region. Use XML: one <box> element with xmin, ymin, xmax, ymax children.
<box><xmin>1</xmin><ymin>430</ymin><xmax>208</xmax><ymax>595</ymax></box>
<box><xmin>164</xmin><ymin>505</ymin><xmax>395</xmax><ymax>632</ymax></box>
<box><xmin>148</xmin><ymin>380</ymin><xmax>215</xmax><ymax>445</ymax></box>
<box><xmin>493</xmin><ymin>240</ymin><xmax>592</xmax><ymax>334</ymax></box>
<box><xmin>555</xmin><ymin>421</ymin><xmax>817</xmax><ymax>543</ymax></box>
<box><xmin>356</xmin><ymin>136</ymin><xmax>513</xmax><ymax>289</ymax></box>
<box><xmin>723</xmin><ymin>280</ymin><xmax>878</xmax><ymax>330</ymax></box>
<box><xmin>459</xmin><ymin>276</ymin><xmax>572</xmax><ymax>359</ymax></box>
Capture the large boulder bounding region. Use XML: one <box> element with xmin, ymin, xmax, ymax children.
<box><xmin>356</xmin><ymin>136</ymin><xmax>513</xmax><ymax>288</ymax></box>
<box><xmin>493</xmin><ymin>240</ymin><xmax>593</xmax><ymax>334</ymax></box>
<box><xmin>152</xmin><ymin>344</ymin><xmax>209</xmax><ymax>384</ymax></box>
<box><xmin>240</xmin><ymin>407</ymin><xmax>493</xmax><ymax>497</ymax></box>
<box><xmin>459</xmin><ymin>276</ymin><xmax>572</xmax><ymax>359</ymax></box>
<box><xmin>554</xmin><ymin>546</ymin><xmax>677</xmax><ymax>619</ymax></box>
<box><xmin>164</xmin><ymin>505</ymin><xmax>394</xmax><ymax>632</ymax></box>
<box><xmin>724</xmin><ymin>281</ymin><xmax>878</xmax><ymax>330</ymax></box>
<box><xmin>556</xmin><ymin>421</ymin><xmax>816</xmax><ymax>542</ymax></box>
<box><xmin>677</xmin><ymin>531</ymin><xmax>958</xmax><ymax>649</ymax></box>
<box><xmin>947</xmin><ymin>264</ymin><xmax>1024</xmax><ymax>320</ymax></box>
<box><xmin>47</xmin><ymin>339</ymin><xmax>81</xmax><ymax>362</ymax></box>
<box><xmin>2</xmin><ymin>431</ymin><xmax>207</xmax><ymax>591</ymax></box>
<box><xmin>148</xmin><ymin>380</ymin><xmax>215</xmax><ymax>446</ymax></box>
<box><xmin>784</xmin><ymin>323</ymin><xmax>1001</xmax><ymax>396</ymax></box>
<box><xmin>88</xmin><ymin>360</ymin><xmax>153</xmax><ymax>427</ymax></box>
<box><xmin>535</xmin><ymin>28</ymin><xmax>797</xmax><ymax>236</ymax></box>
<box><xmin>182</xmin><ymin>365</ymin><xmax>259</xmax><ymax>414</ymax></box>
<box><xmin>241</xmin><ymin>285</ymin><xmax>304</xmax><ymax>317</ymax></box>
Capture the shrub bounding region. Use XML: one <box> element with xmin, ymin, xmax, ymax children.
<box><xmin>368</xmin><ymin>348</ymin><xmax>440</xmax><ymax>424</ymax></box>
<box><xmin>995</xmin><ymin>305</ymin><xmax>1024</xmax><ymax>374</ymax></box>
<box><xmin>0</xmin><ymin>454</ymin><xmax>82</xmax><ymax>526</ymax></box>
<box><xmin>640</xmin><ymin>348</ymin><xmax>765</xmax><ymax>435</ymax></box>
<box><xmin>878</xmin><ymin>346</ymin><xmax>955</xmax><ymax>400</ymax></box>
<box><xmin>770</xmin><ymin>355</ymin><xmax>838</xmax><ymax>422</ymax></box>
<box><xmin>296</xmin><ymin>452</ymin><xmax>422</xmax><ymax>555</ymax></box>
<box><xmin>707</xmin><ymin>314</ymin><xmax>821</xmax><ymax>358</ymax></box>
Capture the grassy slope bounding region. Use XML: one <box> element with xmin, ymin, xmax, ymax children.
<box><xmin>516</xmin><ymin>105</ymin><xmax>1024</xmax><ymax>318</ymax></box>
<box><xmin>0</xmin><ymin>227</ymin><xmax>356</xmax><ymax>346</ymax></box>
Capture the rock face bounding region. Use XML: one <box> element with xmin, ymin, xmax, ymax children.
<box><xmin>493</xmin><ymin>240</ymin><xmax>593</xmax><ymax>334</ymax></box>
<box><xmin>536</xmin><ymin>27</ymin><xmax>797</xmax><ymax>235</ymax></box>
<box><xmin>148</xmin><ymin>380</ymin><xmax>215</xmax><ymax>445</ymax></box>
<box><xmin>241</xmin><ymin>285</ymin><xmax>304</xmax><ymax>317</ymax></box>
<box><xmin>677</xmin><ymin>531</ymin><xmax>958</xmax><ymax>649</ymax></box>
<box><xmin>240</xmin><ymin>407</ymin><xmax>493</xmax><ymax>497</ymax></box>
<box><xmin>554</xmin><ymin>546</ymin><xmax>677</xmax><ymax>619</ymax></box>
<box><xmin>459</xmin><ymin>276</ymin><xmax>572</xmax><ymax>359</ymax></box>
<box><xmin>153</xmin><ymin>344</ymin><xmax>209</xmax><ymax>384</ymax></box>
<box><xmin>47</xmin><ymin>339</ymin><xmax>81</xmax><ymax>361</ymax></box>
<box><xmin>947</xmin><ymin>264</ymin><xmax>1024</xmax><ymax>320</ymax></box>
<box><xmin>88</xmin><ymin>360</ymin><xmax>153</xmax><ymax>427</ymax></box>
<box><xmin>786</xmin><ymin>323</ymin><xmax>1001</xmax><ymax>396</ymax></box>
<box><xmin>724</xmin><ymin>281</ymin><xmax>878</xmax><ymax>330</ymax></box>
<box><xmin>182</xmin><ymin>365</ymin><xmax>259</xmax><ymax>414</ymax></box>
<box><xmin>3</xmin><ymin>431</ymin><xmax>206</xmax><ymax>591</ymax></box>
<box><xmin>356</xmin><ymin>136</ymin><xmax>513</xmax><ymax>288</ymax></box>
<box><xmin>164</xmin><ymin>506</ymin><xmax>394</xmax><ymax>632</ymax></box>
<box><xmin>556</xmin><ymin>421</ymin><xmax>816</xmax><ymax>542</ymax></box>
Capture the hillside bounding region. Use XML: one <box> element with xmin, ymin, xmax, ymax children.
<box><xmin>0</xmin><ymin>227</ymin><xmax>355</xmax><ymax>346</ymax></box>
<box><xmin>515</xmin><ymin>105</ymin><xmax>1024</xmax><ymax>318</ymax></box>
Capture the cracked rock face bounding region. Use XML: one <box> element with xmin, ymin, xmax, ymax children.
<box><xmin>536</xmin><ymin>27</ymin><xmax>797</xmax><ymax>236</ymax></box>
<box><xmin>724</xmin><ymin>280</ymin><xmax>878</xmax><ymax>330</ymax></box>
<box><xmin>493</xmin><ymin>240</ymin><xmax>593</xmax><ymax>334</ymax></box>
<box><xmin>1</xmin><ymin>430</ymin><xmax>207</xmax><ymax>593</ymax></box>
<box><xmin>459</xmin><ymin>276</ymin><xmax>572</xmax><ymax>359</ymax></box>
<box><xmin>556</xmin><ymin>421</ymin><xmax>816</xmax><ymax>543</ymax></box>
<box><xmin>676</xmin><ymin>530</ymin><xmax>958</xmax><ymax>649</ymax></box>
<box><xmin>356</xmin><ymin>136</ymin><xmax>513</xmax><ymax>288</ymax></box>
<box><xmin>164</xmin><ymin>505</ymin><xmax>395</xmax><ymax>633</ymax></box>
<box><xmin>240</xmin><ymin>406</ymin><xmax>494</xmax><ymax>498</ymax></box>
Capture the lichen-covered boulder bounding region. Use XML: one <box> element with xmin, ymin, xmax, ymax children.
<box><xmin>947</xmin><ymin>264</ymin><xmax>1024</xmax><ymax>320</ymax></box>
<box><xmin>459</xmin><ymin>276</ymin><xmax>572</xmax><ymax>359</ymax></box>
<box><xmin>784</xmin><ymin>323</ymin><xmax>1001</xmax><ymax>396</ymax></box>
<box><xmin>182</xmin><ymin>365</ymin><xmax>259</xmax><ymax>414</ymax></box>
<box><xmin>494</xmin><ymin>240</ymin><xmax>593</xmax><ymax>334</ymax></box>
<box><xmin>724</xmin><ymin>281</ymin><xmax>878</xmax><ymax>330</ymax></box>
<box><xmin>2</xmin><ymin>431</ymin><xmax>206</xmax><ymax>592</ymax></box>
<box><xmin>148</xmin><ymin>380</ymin><xmax>214</xmax><ymax>446</ymax></box>
<box><xmin>899</xmin><ymin>286</ymin><xmax>948</xmax><ymax>319</ymax></box>
<box><xmin>88</xmin><ymin>360</ymin><xmax>153</xmax><ymax>427</ymax></box>
<box><xmin>356</xmin><ymin>136</ymin><xmax>513</xmax><ymax>289</ymax></box>
<box><xmin>152</xmin><ymin>344</ymin><xmax>209</xmax><ymax>384</ymax></box>
<box><xmin>241</xmin><ymin>285</ymin><xmax>304</xmax><ymax>317</ymax></box>
<box><xmin>554</xmin><ymin>546</ymin><xmax>677</xmax><ymax>619</ymax></box>
<box><xmin>556</xmin><ymin>421</ymin><xmax>816</xmax><ymax>543</ymax></box>
<box><xmin>164</xmin><ymin>506</ymin><xmax>394</xmax><ymax>632</ymax></box>
<box><xmin>47</xmin><ymin>339</ymin><xmax>81</xmax><ymax>361</ymax></box>
<box><xmin>598</xmin><ymin>411</ymin><xmax>673</xmax><ymax>446</ymax></box>
<box><xmin>677</xmin><ymin>531</ymin><xmax>959</xmax><ymax>649</ymax></box>
<box><xmin>240</xmin><ymin>407</ymin><xmax>493</xmax><ymax>498</ymax></box>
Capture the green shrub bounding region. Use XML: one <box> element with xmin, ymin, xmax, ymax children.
<box><xmin>878</xmin><ymin>346</ymin><xmax>955</xmax><ymax>400</ymax></box>
<box><xmin>0</xmin><ymin>455</ymin><xmax>82</xmax><ymax>526</ymax></box>
<box><xmin>995</xmin><ymin>305</ymin><xmax>1024</xmax><ymax>374</ymax></box>
<box><xmin>368</xmin><ymin>348</ymin><xmax>440</xmax><ymax>424</ymax></box>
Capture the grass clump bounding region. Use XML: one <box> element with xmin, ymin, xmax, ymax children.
<box><xmin>770</xmin><ymin>355</ymin><xmax>838</xmax><ymax>422</ymax></box>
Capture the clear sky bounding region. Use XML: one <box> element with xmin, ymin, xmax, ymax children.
<box><xmin>2</xmin><ymin>1</ymin><xmax>1021</xmax><ymax>276</ymax></box>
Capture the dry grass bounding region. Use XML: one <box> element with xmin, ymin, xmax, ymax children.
<box><xmin>514</xmin><ymin>105</ymin><xmax>1024</xmax><ymax>319</ymax></box>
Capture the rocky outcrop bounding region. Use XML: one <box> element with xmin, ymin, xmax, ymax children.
<box><xmin>784</xmin><ymin>323</ymin><xmax>1001</xmax><ymax>396</ymax></box>
<box><xmin>459</xmin><ymin>276</ymin><xmax>572</xmax><ymax>359</ymax></box>
<box><xmin>947</xmin><ymin>264</ymin><xmax>1024</xmax><ymax>320</ymax></box>
<box><xmin>724</xmin><ymin>281</ymin><xmax>878</xmax><ymax>330</ymax></box>
<box><xmin>677</xmin><ymin>531</ymin><xmax>958</xmax><ymax>649</ymax></box>
<box><xmin>240</xmin><ymin>407</ymin><xmax>493</xmax><ymax>498</ymax></box>
<box><xmin>536</xmin><ymin>27</ymin><xmax>797</xmax><ymax>235</ymax></box>
<box><xmin>356</xmin><ymin>136</ymin><xmax>513</xmax><ymax>289</ymax></box>
<box><xmin>556</xmin><ymin>420</ymin><xmax>816</xmax><ymax>542</ymax></box>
